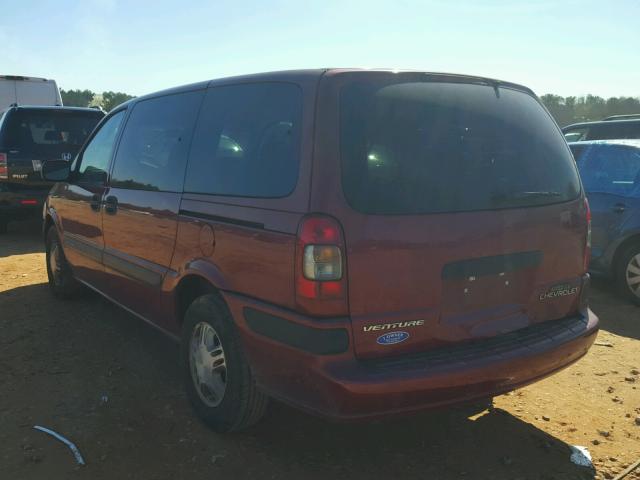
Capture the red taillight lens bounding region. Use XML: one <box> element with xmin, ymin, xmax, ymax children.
<box><xmin>295</xmin><ymin>216</ymin><xmax>348</xmax><ymax>316</ymax></box>
<box><xmin>20</xmin><ymin>199</ymin><xmax>38</xmax><ymax>205</ymax></box>
<box><xmin>0</xmin><ymin>153</ymin><xmax>7</xmax><ymax>179</ymax></box>
<box><xmin>584</xmin><ymin>197</ymin><xmax>591</xmax><ymax>272</ymax></box>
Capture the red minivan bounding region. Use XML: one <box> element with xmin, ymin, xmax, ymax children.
<box><xmin>42</xmin><ymin>69</ymin><xmax>598</xmax><ymax>432</ymax></box>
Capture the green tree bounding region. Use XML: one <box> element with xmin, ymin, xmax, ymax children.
<box><xmin>540</xmin><ymin>94</ymin><xmax>640</xmax><ymax>126</ymax></box>
<box><xmin>60</xmin><ymin>89</ymin><xmax>95</xmax><ymax>107</ymax></box>
<box><xmin>101</xmin><ymin>91</ymin><xmax>135</xmax><ymax>111</ymax></box>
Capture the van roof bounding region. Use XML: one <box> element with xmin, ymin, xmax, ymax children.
<box><xmin>1</xmin><ymin>105</ymin><xmax>104</xmax><ymax>114</ymax></box>
<box><xmin>125</xmin><ymin>68</ymin><xmax>536</xmax><ymax>108</ymax></box>
<box><xmin>0</xmin><ymin>75</ymin><xmax>54</xmax><ymax>82</ymax></box>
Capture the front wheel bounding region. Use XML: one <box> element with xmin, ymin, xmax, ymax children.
<box><xmin>616</xmin><ymin>243</ymin><xmax>640</xmax><ymax>305</ymax></box>
<box><xmin>180</xmin><ymin>294</ymin><xmax>268</xmax><ymax>432</ymax></box>
<box><xmin>45</xmin><ymin>227</ymin><xmax>81</xmax><ymax>298</ymax></box>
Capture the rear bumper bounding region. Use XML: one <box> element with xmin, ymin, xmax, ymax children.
<box><xmin>225</xmin><ymin>292</ymin><xmax>599</xmax><ymax>420</ymax></box>
<box><xmin>0</xmin><ymin>184</ymin><xmax>48</xmax><ymax>220</ymax></box>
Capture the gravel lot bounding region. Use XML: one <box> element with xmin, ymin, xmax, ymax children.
<box><xmin>1</xmin><ymin>220</ymin><xmax>639</xmax><ymax>480</ymax></box>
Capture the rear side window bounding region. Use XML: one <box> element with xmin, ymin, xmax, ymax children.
<box><xmin>185</xmin><ymin>82</ymin><xmax>303</xmax><ymax>198</ymax></box>
<box><xmin>586</xmin><ymin>122</ymin><xmax>640</xmax><ymax>140</ymax></box>
<box><xmin>110</xmin><ymin>91</ymin><xmax>203</xmax><ymax>192</ymax></box>
<box><xmin>340</xmin><ymin>80</ymin><xmax>581</xmax><ymax>214</ymax></box>
<box><xmin>574</xmin><ymin>145</ymin><xmax>640</xmax><ymax>197</ymax></box>
<box><xmin>5</xmin><ymin>109</ymin><xmax>103</xmax><ymax>150</ymax></box>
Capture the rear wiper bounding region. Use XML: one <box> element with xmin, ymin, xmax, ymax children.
<box><xmin>510</xmin><ymin>191</ymin><xmax>562</xmax><ymax>198</ymax></box>
<box><xmin>491</xmin><ymin>191</ymin><xmax>562</xmax><ymax>203</ymax></box>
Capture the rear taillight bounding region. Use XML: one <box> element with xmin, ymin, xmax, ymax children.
<box><xmin>584</xmin><ymin>197</ymin><xmax>591</xmax><ymax>272</ymax></box>
<box><xmin>0</xmin><ymin>153</ymin><xmax>7</xmax><ymax>179</ymax></box>
<box><xmin>295</xmin><ymin>215</ymin><xmax>348</xmax><ymax>317</ymax></box>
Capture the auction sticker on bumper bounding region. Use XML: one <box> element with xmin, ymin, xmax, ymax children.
<box><xmin>377</xmin><ymin>331</ymin><xmax>409</xmax><ymax>345</ymax></box>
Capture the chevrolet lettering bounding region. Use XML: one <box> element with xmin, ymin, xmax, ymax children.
<box><xmin>539</xmin><ymin>284</ymin><xmax>580</xmax><ymax>301</ymax></box>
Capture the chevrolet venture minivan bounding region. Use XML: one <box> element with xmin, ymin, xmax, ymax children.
<box><xmin>42</xmin><ymin>69</ymin><xmax>599</xmax><ymax>432</ymax></box>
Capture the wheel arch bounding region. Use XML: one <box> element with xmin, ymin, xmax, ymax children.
<box><xmin>42</xmin><ymin>206</ymin><xmax>61</xmax><ymax>243</ymax></box>
<box><xmin>174</xmin><ymin>273</ymin><xmax>221</xmax><ymax>326</ymax></box>
<box><xmin>612</xmin><ymin>232</ymin><xmax>640</xmax><ymax>274</ymax></box>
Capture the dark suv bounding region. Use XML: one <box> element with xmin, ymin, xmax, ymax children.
<box><xmin>41</xmin><ymin>69</ymin><xmax>598</xmax><ymax>432</ymax></box>
<box><xmin>0</xmin><ymin>105</ymin><xmax>104</xmax><ymax>232</ymax></box>
<box><xmin>562</xmin><ymin>119</ymin><xmax>640</xmax><ymax>142</ymax></box>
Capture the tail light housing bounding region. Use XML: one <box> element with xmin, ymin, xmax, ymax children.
<box><xmin>584</xmin><ymin>197</ymin><xmax>591</xmax><ymax>272</ymax></box>
<box><xmin>295</xmin><ymin>215</ymin><xmax>348</xmax><ymax>317</ymax></box>
<box><xmin>0</xmin><ymin>153</ymin><xmax>7</xmax><ymax>179</ymax></box>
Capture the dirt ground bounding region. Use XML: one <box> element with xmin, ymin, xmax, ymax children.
<box><xmin>1</xmin><ymin>220</ymin><xmax>639</xmax><ymax>480</ymax></box>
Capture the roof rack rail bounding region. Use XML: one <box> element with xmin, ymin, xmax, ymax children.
<box><xmin>602</xmin><ymin>114</ymin><xmax>640</xmax><ymax>121</ymax></box>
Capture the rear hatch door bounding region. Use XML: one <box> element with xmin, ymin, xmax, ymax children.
<box><xmin>335</xmin><ymin>74</ymin><xmax>588</xmax><ymax>359</ymax></box>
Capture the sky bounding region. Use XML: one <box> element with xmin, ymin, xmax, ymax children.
<box><xmin>1</xmin><ymin>0</ymin><xmax>639</xmax><ymax>99</ymax></box>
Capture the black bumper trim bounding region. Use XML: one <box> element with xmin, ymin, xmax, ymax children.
<box><xmin>243</xmin><ymin>307</ymin><xmax>349</xmax><ymax>355</ymax></box>
<box><xmin>362</xmin><ymin>313</ymin><xmax>590</xmax><ymax>373</ymax></box>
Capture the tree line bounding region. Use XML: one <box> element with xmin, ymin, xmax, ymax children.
<box><xmin>540</xmin><ymin>94</ymin><xmax>639</xmax><ymax>127</ymax></box>
<box><xmin>59</xmin><ymin>89</ymin><xmax>135</xmax><ymax>112</ymax></box>
<box><xmin>61</xmin><ymin>87</ymin><xmax>639</xmax><ymax>127</ymax></box>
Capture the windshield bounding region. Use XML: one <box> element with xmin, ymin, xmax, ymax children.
<box><xmin>6</xmin><ymin>109</ymin><xmax>103</xmax><ymax>150</ymax></box>
<box><xmin>340</xmin><ymin>79</ymin><xmax>581</xmax><ymax>214</ymax></box>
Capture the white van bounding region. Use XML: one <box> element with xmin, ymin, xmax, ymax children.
<box><xmin>0</xmin><ymin>75</ymin><xmax>63</xmax><ymax>110</ymax></box>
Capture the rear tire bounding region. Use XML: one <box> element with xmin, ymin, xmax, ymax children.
<box><xmin>615</xmin><ymin>243</ymin><xmax>640</xmax><ymax>305</ymax></box>
<box><xmin>180</xmin><ymin>294</ymin><xmax>268</xmax><ymax>432</ymax></box>
<box><xmin>45</xmin><ymin>227</ymin><xmax>81</xmax><ymax>298</ymax></box>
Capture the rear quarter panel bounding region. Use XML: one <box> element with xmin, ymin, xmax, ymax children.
<box><xmin>166</xmin><ymin>73</ymin><xmax>320</xmax><ymax>330</ymax></box>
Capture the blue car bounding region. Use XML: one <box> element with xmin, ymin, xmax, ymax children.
<box><xmin>570</xmin><ymin>139</ymin><xmax>640</xmax><ymax>303</ymax></box>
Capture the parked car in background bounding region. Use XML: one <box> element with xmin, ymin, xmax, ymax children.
<box><xmin>0</xmin><ymin>75</ymin><xmax>63</xmax><ymax>110</ymax></box>
<box><xmin>0</xmin><ymin>105</ymin><xmax>104</xmax><ymax>233</ymax></box>
<box><xmin>41</xmin><ymin>69</ymin><xmax>598</xmax><ymax>432</ymax></box>
<box><xmin>570</xmin><ymin>140</ymin><xmax>640</xmax><ymax>304</ymax></box>
<box><xmin>562</xmin><ymin>119</ymin><xmax>640</xmax><ymax>142</ymax></box>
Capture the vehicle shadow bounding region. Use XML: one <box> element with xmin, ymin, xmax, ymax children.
<box><xmin>0</xmin><ymin>218</ymin><xmax>44</xmax><ymax>257</ymax></box>
<box><xmin>0</xmin><ymin>282</ymin><xmax>595</xmax><ymax>480</ymax></box>
<box><xmin>246</xmin><ymin>402</ymin><xmax>594</xmax><ymax>480</ymax></box>
<box><xmin>590</xmin><ymin>278</ymin><xmax>640</xmax><ymax>340</ymax></box>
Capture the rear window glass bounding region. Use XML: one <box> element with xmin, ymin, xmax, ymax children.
<box><xmin>6</xmin><ymin>109</ymin><xmax>103</xmax><ymax>149</ymax></box>
<box><xmin>340</xmin><ymin>80</ymin><xmax>581</xmax><ymax>214</ymax></box>
<box><xmin>184</xmin><ymin>82</ymin><xmax>302</xmax><ymax>198</ymax></box>
<box><xmin>574</xmin><ymin>144</ymin><xmax>640</xmax><ymax>197</ymax></box>
<box><xmin>564</xmin><ymin>128</ymin><xmax>588</xmax><ymax>142</ymax></box>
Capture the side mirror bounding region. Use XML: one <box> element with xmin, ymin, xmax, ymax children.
<box><xmin>41</xmin><ymin>160</ymin><xmax>71</xmax><ymax>182</ymax></box>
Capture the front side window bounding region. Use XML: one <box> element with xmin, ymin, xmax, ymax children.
<box><xmin>110</xmin><ymin>91</ymin><xmax>203</xmax><ymax>192</ymax></box>
<box><xmin>184</xmin><ymin>82</ymin><xmax>303</xmax><ymax>198</ymax></box>
<box><xmin>340</xmin><ymin>78</ymin><xmax>581</xmax><ymax>214</ymax></box>
<box><xmin>77</xmin><ymin>110</ymin><xmax>125</xmax><ymax>184</ymax></box>
<box><xmin>575</xmin><ymin>144</ymin><xmax>640</xmax><ymax>197</ymax></box>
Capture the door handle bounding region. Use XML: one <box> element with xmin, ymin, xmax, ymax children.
<box><xmin>90</xmin><ymin>194</ymin><xmax>101</xmax><ymax>211</ymax></box>
<box><xmin>612</xmin><ymin>203</ymin><xmax>626</xmax><ymax>213</ymax></box>
<box><xmin>104</xmin><ymin>195</ymin><xmax>118</xmax><ymax>214</ymax></box>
